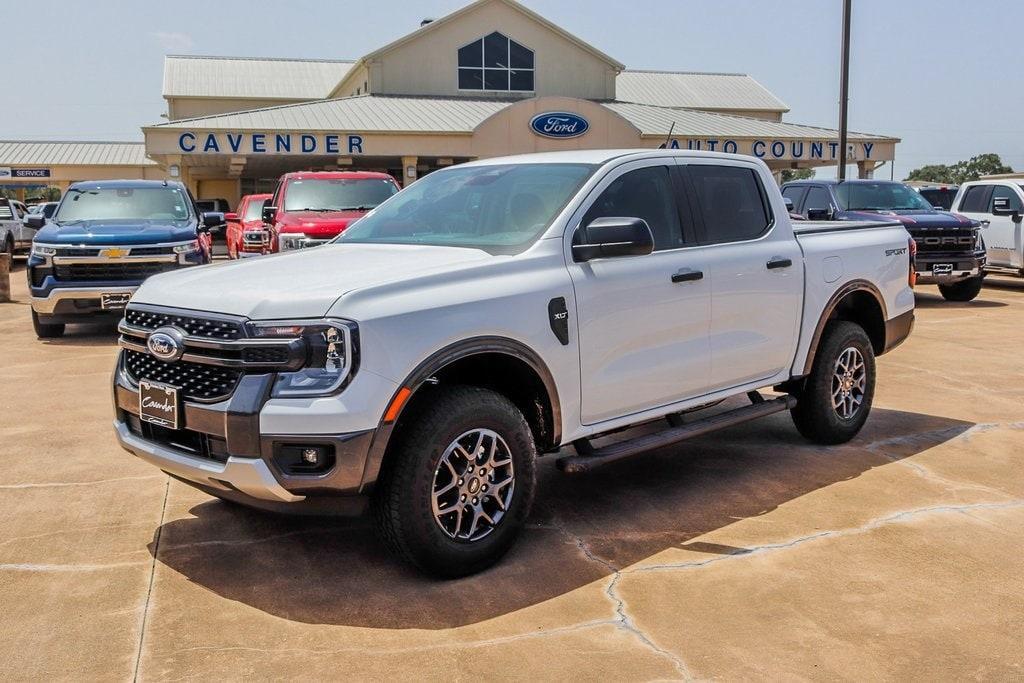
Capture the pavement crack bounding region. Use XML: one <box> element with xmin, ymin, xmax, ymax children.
<box><xmin>0</xmin><ymin>475</ymin><xmax>162</xmax><ymax>490</ymax></box>
<box><xmin>132</xmin><ymin>477</ymin><xmax>169</xmax><ymax>683</ymax></box>
<box><xmin>543</xmin><ymin>513</ymin><xmax>693</xmax><ymax>680</ymax></box>
<box><xmin>635</xmin><ymin>500</ymin><xmax>1024</xmax><ymax>574</ymax></box>
<box><xmin>0</xmin><ymin>561</ymin><xmax>148</xmax><ymax>572</ymax></box>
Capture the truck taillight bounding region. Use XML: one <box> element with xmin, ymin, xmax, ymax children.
<box><xmin>908</xmin><ymin>236</ymin><xmax>917</xmax><ymax>288</ymax></box>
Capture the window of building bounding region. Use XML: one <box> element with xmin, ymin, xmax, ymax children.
<box><xmin>458</xmin><ymin>31</ymin><xmax>534</xmax><ymax>92</ymax></box>
<box><xmin>688</xmin><ymin>165</ymin><xmax>771</xmax><ymax>243</ymax></box>
<box><xmin>583</xmin><ymin>166</ymin><xmax>684</xmax><ymax>251</ymax></box>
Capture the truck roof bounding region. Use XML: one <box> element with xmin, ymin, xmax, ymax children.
<box><xmin>462</xmin><ymin>149</ymin><xmax>776</xmax><ymax>168</ymax></box>
<box><xmin>278</xmin><ymin>171</ymin><xmax>395</xmax><ymax>181</ymax></box>
<box><xmin>66</xmin><ymin>179</ymin><xmax>186</xmax><ymax>191</ymax></box>
<box><xmin>781</xmin><ymin>179</ymin><xmax>905</xmax><ymax>187</ymax></box>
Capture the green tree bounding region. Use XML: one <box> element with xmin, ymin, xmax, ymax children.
<box><xmin>780</xmin><ymin>168</ymin><xmax>815</xmax><ymax>183</ymax></box>
<box><xmin>906</xmin><ymin>154</ymin><xmax>1013</xmax><ymax>184</ymax></box>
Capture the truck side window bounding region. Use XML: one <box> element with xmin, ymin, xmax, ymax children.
<box><xmin>959</xmin><ymin>185</ymin><xmax>993</xmax><ymax>213</ymax></box>
<box><xmin>688</xmin><ymin>165</ymin><xmax>771</xmax><ymax>243</ymax></box>
<box><xmin>991</xmin><ymin>185</ymin><xmax>1023</xmax><ymax>213</ymax></box>
<box><xmin>802</xmin><ymin>186</ymin><xmax>832</xmax><ymax>218</ymax></box>
<box><xmin>582</xmin><ymin>166</ymin><xmax>683</xmax><ymax>251</ymax></box>
<box><xmin>781</xmin><ymin>186</ymin><xmax>807</xmax><ymax>212</ymax></box>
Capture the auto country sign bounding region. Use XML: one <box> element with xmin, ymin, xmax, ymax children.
<box><xmin>176</xmin><ymin>132</ymin><xmax>366</xmax><ymax>155</ymax></box>
<box><xmin>660</xmin><ymin>138</ymin><xmax>879</xmax><ymax>162</ymax></box>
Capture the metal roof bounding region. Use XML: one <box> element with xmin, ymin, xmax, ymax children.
<box><xmin>149</xmin><ymin>95</ymin><xmax>515</xmax><ymax>133</ymax></box>
<box><xmin>0</xmin><ymin>141</ymin><xmax>155</xmax><ymax>166</ymax></box>
<box><xmin>604</xmin><ymin>102</ymin><xmax>894</xmax><ymax>140</ymax></box>
<box><xmin>149</xmin><ymin>95</ymin><xmax>895</xmax><ymax>142</ymax></box>
<box><xmin>616</xmin><ymin>70</ymin><xmax>789</xmax><ymax>112</ymax></box>
<box><xmin>162</xmin><ymin>55</ymin><xmax>356</xmax><ymax>100</ymax></box>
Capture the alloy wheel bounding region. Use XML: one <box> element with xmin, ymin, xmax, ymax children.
<box><xmin>431</xmin><ymin>428</ymin><xmax>515</xmax><ymax>542</ymax></box>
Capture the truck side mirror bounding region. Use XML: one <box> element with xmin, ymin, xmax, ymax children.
<box><xmin>783</xmin><ymin>197</ymin><xmax>794</xmax><ymax>212</ymax></box>
<box><xmin>24</xmin><ymin>214</ymin><xmax>45</xmax><ymax>229</ymax></box>
<box><xmin>224</xmin><ymin>212</ymin><xmax>238</xmax><ymax>222</ymax></box>
<box><xmin>262</xmin><ymin>205</ymin><xmax>278</xmax><ymax>224</ymax></box>
<box><xmin>992</xmin><ymin>197</ymin><xmax>1022</xmax><ymax>220</ymax></box>
<box><xmin>572</xmin><ymin>217</ymin><xmax>654</xmax><ymax>262</ymax></box>
<box><xmin>202</xmin><ymin>211</ymin><xmax>225</xmax><ymax>228</ymax></box>
<box><xmin>806</xmin><ymin>207</ymin><xmax>833</xmax><ymax>221</ymax></box>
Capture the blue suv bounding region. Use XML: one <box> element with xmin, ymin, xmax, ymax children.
<box><xmin>25</xmin><ymin>180</ymin><xmax>220</xmax><ymax>338</ymax></box>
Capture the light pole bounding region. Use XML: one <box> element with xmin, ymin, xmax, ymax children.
<box><xmin>837</xmin><ymin>0</ymin><xmax>852</xmax><ymax>180</ymax></box>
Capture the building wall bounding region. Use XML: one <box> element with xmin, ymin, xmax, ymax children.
<box><xmin>196</xmin><ymin>178</ymin><xmax>241</xmax><ymax>210</ymax></box>
<box><xmin>167</xmin><ymin>97</ymin><xmax>308</xmax><ymax>121</ymax></box>
<box><xmin>368</xmin><ymin>1</ymin><xmax>617</xmax><ymax>100</ymax></box>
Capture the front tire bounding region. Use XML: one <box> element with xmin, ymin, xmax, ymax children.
<box><xmin>791</xmin><ymin>320</ymin><xmax>875</xmax><ymax>445</ymax></box>
<box><xmin>938</xmin><ymin>276</ymin><xmax>984</xmax><ymax>302</ymax></box>
<box><xmin>373</xmin><ymin>386</ymin><xmax>537</xmax><ymax>578</ymax></box>
<box><xmin>32</xmin><ymin>310</ymin><xmax>65</xmax><ymax>339</ymax></box>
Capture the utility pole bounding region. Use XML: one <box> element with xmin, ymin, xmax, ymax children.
<box><xmin>837</xmin><ymin>0</ymin><xmax>852</xmax><ymax>181</ymax></box>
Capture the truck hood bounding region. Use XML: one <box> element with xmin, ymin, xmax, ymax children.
<box><xmin>36</xmin><ymin>219</ymin><xmax>198</xmax><ymax>245</ymax></box>
<box><xmin>842</xmin><ymin>209</ymin><xmax>978</xmax><ymax>230</ymax></box>
<box><xmin>277</xmin><ymin>210</ymin><xmax>366</xmax><ymax>237</ymax></box>
<box><xmin>131</xmin><ymin>243</ymin><xmax>491</xmax><ymax>319</ymax></box>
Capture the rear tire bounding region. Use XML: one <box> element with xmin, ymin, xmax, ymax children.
<box><xmin>373</xmin><ymin>386</ymin><xmax>537</xmax><ymax>578</ymax></box>
<box><xmin>938</xmin><ymin>276</ymin><xmax>984</xmax><ymax>302</ymax></box>
<box><xmin>791</xmin><ymin>320</ymin><xmax>875</xmax><ymax>445</ymax></box>
<box><xmin>32</xmin><ymin>310</ymin><xmax>65</xmax><ymax>339</ymax></box>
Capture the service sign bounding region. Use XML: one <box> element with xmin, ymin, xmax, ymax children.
<box><xmin>9</xmin><ymin>168</ymin><xmax>51</xmax><ymax>178</ymax></box>
<box><xmin>530</xmin><ymin>112</ymin><xmax>589</xmax><ymax>139</ymax></box>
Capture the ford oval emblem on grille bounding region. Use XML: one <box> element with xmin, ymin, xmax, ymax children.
<box><xmin>147</xmin><ymin>327</ymin><xmax>185</xmax><ymax>363</ymax></box>
<box><xmin>529</xmin><ymin>112</ymin><xmax>589</xmax><ymax>139</ymax></box>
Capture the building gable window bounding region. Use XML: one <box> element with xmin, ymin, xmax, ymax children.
<box><xmin>458</xmin><ymin>31</ymin><xmax>534</xmax><ymax>92</ymax></box>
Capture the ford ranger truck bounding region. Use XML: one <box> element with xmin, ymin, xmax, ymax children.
<box><xmin>781</xmin><ymin>179</ymin><xmax>985</xmax><ymax>301</ymax></box>
<box><xmin>113</xmin><ymin>150</ymin><xmax>915</xmax><ymax>578</ymax></box>
<box><xmin>950</xmin><ymin>180</ymin><xmax>1024</xmax><ymax>279</ymax></box>
<box><xmin>26</xmin><ymin>180</ymin><xmax>220</xmax><ymax>338</ymax></box>
<box><xmin>261</xmin><ymin>171</ymin><xmax>400</xmax><ymax>252</ymax></box>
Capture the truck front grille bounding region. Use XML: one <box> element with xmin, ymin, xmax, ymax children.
<box><xmin>911</xmin><ymin>228</ymin><xmax>976</xmax><ymax>253</ymax></box>
<box><xmin>124</xmin><ymin>308</ymin><xmax>243</xmax><ymax>340</ymax></box>
<box><xmin>124</xmin><ymin>349</ymin><xmax>242</xmax><ymax>402</ymax></box>
<box><xmin>54</xmin><ymin>262</ymin><xmax>176</xmax><ymax>281</ymax></box>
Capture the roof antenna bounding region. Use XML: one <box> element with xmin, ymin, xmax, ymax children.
<box><xmin>660</xmin><ymin>122</ymin><xmax>676</xmax><ymax>150</ymax></box>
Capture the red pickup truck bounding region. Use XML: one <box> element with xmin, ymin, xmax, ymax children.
<box><xmin>262</xmin><ymin>171</ymin><xmax>401</xmax><ymax>252</ymax></box>
<box><xmin>226</xmin><ymin>193</ymin><xmax>273</xmax><ymax>258</ymax></box>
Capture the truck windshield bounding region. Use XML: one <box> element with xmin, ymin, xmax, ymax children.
<box><xmin>338</xmin><ymin>163</ymin><xmax>596</xmax><ymax>254</ymax></box>
<box><xmin>835</xmin><ymin>182</ymin><xmax>933</xmax><ymax>211</ymax></box>
<box><xmin>283</xmin><ymin>178</ymin><xmax>398</xmax><ymax>212</ymax></box>
<box><xmin>55</xmin><ymin>187</ymin><xmax>192</xmax><ymax>222</ymax></box>
<box><xmin>242</xmin><ymin>198</ymin><xmax>266</xmax><ymax>221</ymax></box>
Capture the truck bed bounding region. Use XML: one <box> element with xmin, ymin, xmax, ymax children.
<box><xmin>793</xmin><ymin>219</ymin><xmax>905</xmax><ymax>234</ymax></box>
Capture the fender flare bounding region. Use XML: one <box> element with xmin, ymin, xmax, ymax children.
<box><xmin>801</xmin><ymin>279</ymin><xmax>887</xmax><ymax>376</ymax></box>
<box><xmin>358</xmin><ymin>336</ymin><xmax>562</xmax><ymax>491</ymax></box>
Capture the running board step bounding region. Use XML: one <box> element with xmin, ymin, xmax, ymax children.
<box><xmin>556</xmin><ymin>395</ymin><xmax>797</xmax><ymax>474</ymax></box>
<box><xmin>984</xmin><ymin>265</ymin><xmax>1024</xmax><ymax>277</ymax></box>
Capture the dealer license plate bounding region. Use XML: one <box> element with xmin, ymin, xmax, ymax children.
<box><xmin>933</xmin><ymin>263</ymin><xmax>954</xmax><ymax>275</ymax></box>
<box><xmin>101</xmin><ymin>292</ymin><xmax>132</xmax><ymax>309</ymax></box>
<box><xmin>139</xmin><ymin>380</ymin><xmax>180</xmax><ymax>430</ymax></box>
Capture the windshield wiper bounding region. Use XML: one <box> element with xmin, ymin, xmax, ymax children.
<box><xmin>294</xmin><ymin>207</ymin><xmax>336</xmax><ymax>212</ymax></box>
<box><xmin>339</xmin><ymin>206</ymin><xmax>375</xmax><ymax>211</ymax></box>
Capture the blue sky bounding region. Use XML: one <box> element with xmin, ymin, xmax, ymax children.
<box><xmin>5</xmin><ymin>0</ymin><xmax>1021</xmax><ymax>179</ymax></box>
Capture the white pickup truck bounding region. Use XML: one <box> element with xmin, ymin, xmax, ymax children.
<box><xmin>1</xmin><ymin>197</ymin><xmax>34</xmax><ymax>260</ymax></box>
<box><xmin>112</xmin><ymin>150</ymin><xmax>915</xmax><ymax>577</ymax></box>
<box><xmin>951</xmin><ymin>179</ymin><xmax>1024</xmax><ymax>278</ymax></box>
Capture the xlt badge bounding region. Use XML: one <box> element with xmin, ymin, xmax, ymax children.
<box><xmin>548</xmin><ymin>297</ymin><xmax>569</xmax><ymax>345</ymax></box>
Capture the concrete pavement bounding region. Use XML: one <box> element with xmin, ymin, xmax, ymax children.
<box><xmin>1</xmin><ymin>264</ymin><xmax>1022</xmax><ymax>681</ymax></box>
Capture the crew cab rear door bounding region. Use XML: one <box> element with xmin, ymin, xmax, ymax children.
<box><xmin>567</xmin><ymin>159</ymin><xmax>711</xmax><ymax>425</ymax></box>
<box><xmin>678</xmin><ymin>159</ymin><xmax>804</xmax><ymax>392</ymax></box>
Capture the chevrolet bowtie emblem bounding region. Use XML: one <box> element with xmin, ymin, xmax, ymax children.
<box><xmin>101</xmin><ymin>248</ymin><xmax>128</xmax><ymax>258</ymax></box>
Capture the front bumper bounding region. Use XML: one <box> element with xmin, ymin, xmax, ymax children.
<box><xmin>31</xmin><ymin>285</ymin><xmax>137</xmax><ymax>315</ymax></box>
<box><xmin>112</xmin><ymin>354</ymin><xmax>376</xmax><ymax>511</ymax></box>
<box><xmin>915</xmin><ymin>252</ymin><xmax>986</xmax><ymax>285</ymax></box>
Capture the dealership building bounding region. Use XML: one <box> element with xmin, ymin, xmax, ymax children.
<box><xmin>1</xmin><ymin>0</ymin><xmax>899</xmax><ymax>207</ymax></box>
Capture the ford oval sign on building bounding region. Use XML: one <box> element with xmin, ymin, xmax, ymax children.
<box><xmin>529</xmin><ymin>112</ymin><xmax>589</xmax><ymax>139</ymax></box>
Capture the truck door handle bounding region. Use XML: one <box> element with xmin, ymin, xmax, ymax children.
<box><xmin>671</xmin><ymin>268</ymin><xmax>703</xmax><ymax>283</ymax></box>
<box><xmin>767</xmin><ymin>257</ymin><xmax>793</xmax><ymax>270</ymax></box>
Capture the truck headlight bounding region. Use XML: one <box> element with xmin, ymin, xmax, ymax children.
<box><xmin>250</xmin><ymin>319</ymin><xmax>358</xmax><ymax>397</ymax></box>
<box><xmin>31</xmin><ymin>243</ymin><xmax>57</xmax><ymax>258</ymax></box>
<box><xmin>172</xmin><ymin>240</ymin><xmax>201</xmax><ymax>255</ymax></box>
<box><xmin>280</xmin><ymin>234</ymin><xmax>307</xmax><ymax>251</ymax></box>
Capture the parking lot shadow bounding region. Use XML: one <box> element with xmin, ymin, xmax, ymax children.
<box><xmin>150</xmin><ymin>406</ymin><xmax>972</xmax><ymax>630</ymax></box>
<box><xmin>913</xmin><ymin>292</ymin><xmax>1007</xmax><ymax>308</ymax></box>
